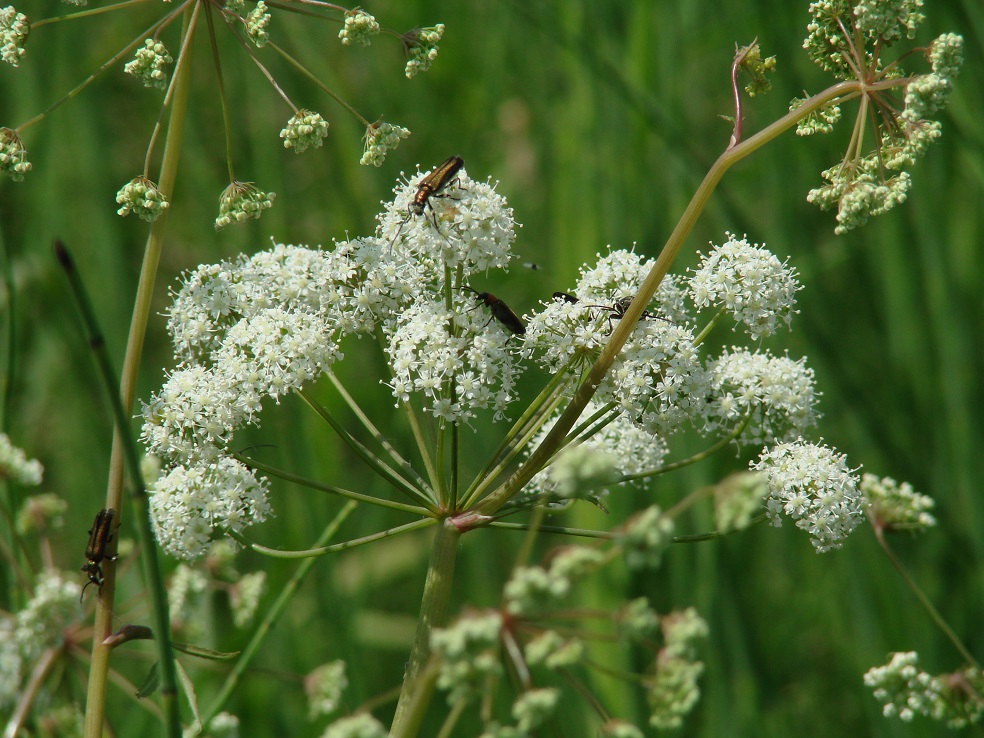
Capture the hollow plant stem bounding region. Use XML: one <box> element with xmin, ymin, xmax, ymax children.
<box><xmin>83</xmin><ymin>5</ymin><xmax>199</xmax><ymax>737</ymax></box>
<box><xmin>390</xmin><ymin>519</ymin><xmax>461</xmax><ymax>737</ymax></box>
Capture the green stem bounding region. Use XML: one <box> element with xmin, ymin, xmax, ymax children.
<box><xmin>227</xmin><ymin>517</ymin><xmax>436</xmax><ymax>558</ymax></box>
<box><xmin>265</xmin><ymin>40</ymin><xmax>371</xmax><ymax>125</ymax></box>
<box><xmin>231</xmin><ymin>451</ymin><xmax>430</xmax><ymax>516</ymax></box>
<box><xmin>298</xmin><ymin>388</ymin><xmax>436</xmax><ymax>509</ymax></box>
<box><xmin>476</xmin><ymin>80</ymin><xmax>859</xmax><ymax>517</ymax></box>
<box><xmin>17</xmin><ymin>7</ymin><xmax>185</xmax><ymax>132</ymax></box>
<box><xmin>873</xmin><ymin>524</ymin><xmax>980</xmax><ymax>669</ymax></box>
<box><xmin>197</xmin><ymin>502</ymin><xmax>358</xmax><ymax>732</ymax></box>
<box><xmin>327</xmin><ymin>371</ymin><xmax>431</xmax><ymax>493</ymax></box>
<box><xmin>390</xmin><ymin>519</ymin><xmax>461</xmax><ymax>738</ymax></box>
<box><xmin>83</xmin><ymin>5</ymin><xmax>199</xmax><ymax>738</ymax></box>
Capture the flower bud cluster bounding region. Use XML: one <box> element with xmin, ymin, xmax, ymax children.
<box><xmin>245</xmin><ymin>1</ymin><xmax>270</xmax><ymax>47</ymax></box>
<box><xmin>214</xmin><ymin>181</ymin><xmax>275</xmax><ymax>230</ymax></box>
<box><xmin>0</xmin><ymin>432</ymin><xmax>43</xmax><ymax>485</ymax></box>
<box><xmin>0</xmin><ymin>126</ymin><xmax>31</xmax><ymax>181</ymax></box>
<box><xmin>403</xmin><ymin>24</ymin><xmax>444</xmax><ymax>78</ymax></box>
<box><xmin>360</xmin><ymin>121</ymin><xmax>410</xmax><ymax>167</ymax></box>
<box><xmin>116</xmin><ymin>176</ymin><xmax>169</xmax><ymax>221</ymax></box>
<box><xmin>864</xmin><ymin>651</ymin><xmax>984</xmax><ymax>728</ymax></box>
<box><xmin>124</xmin><ymin>38</ymin><xmax>173</xmax><ymax>90</ymax></box>
<box><xmin>0</xmin><ymin>5</ymin><xmax>28</xmax><ymax>67</ymax></box>
<box><xmin>280</xmin><ymin>110</ymin><xmax>330</xmax><ymax>154</ymax></box>
<box><xmin>338</xmin><ymin>9</ymin><xmax>379</xmax><ymax>47</ymax></box>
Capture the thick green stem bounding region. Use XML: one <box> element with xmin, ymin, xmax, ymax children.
<box><xmin>83</xmin><ymin>6</ymin><xmax>198</xmax><ymax>738</ymax></box>
<box><xmin>390</xmin><ymin>519</ymin><xmax>461</xmax><ymax>737</ymax></box>
<box><xmin>476</xmin><ymin>80</ymin><xmax>858</xmax><ymax>516</ymax></box>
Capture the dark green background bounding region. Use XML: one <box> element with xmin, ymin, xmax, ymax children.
<box><xmin>1</xmin><ymin>0</ymin><xmax>981</xmax><ymax>735</ymax></box>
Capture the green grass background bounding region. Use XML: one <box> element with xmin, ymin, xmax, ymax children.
<box><xmin>1</xmin><ymin>0</ymin><xmax>982</xmax><ymax>735</ymax></box>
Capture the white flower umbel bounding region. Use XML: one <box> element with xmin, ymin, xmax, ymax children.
<box><xmin>689</xmin><ymin>233</ymin><xmax>800</xmax><ymax>340</ymax></box>
<box><xmin>704</xmin><ymin>348</ymin><xmax>819</xmax><ymax>445</ymax></box>
<box><xmin>753</xmin><ymin>439</ymin><xmax>863</xmax><ymax>552</ymax></box>
<box><xmin>150</xmin><ymin>457</ymin><xmax>271</xmax><ymax>560</ymax></box>
<box><xmin>145</xmin><ymin>165</ymin><xmax>521</xmax><ymax>556</ymax></box>
<box><xmin>379</xmin><ymin>162</ymin><xmax>517</xmax><ymax>275</ymax></box>
<box><xmin>385</xmin><ymin>296</ymin><xmax>520</xmax><ymax>423</ymax></box>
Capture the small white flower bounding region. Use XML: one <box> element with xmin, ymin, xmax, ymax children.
<box><xmin>705</xmin><ymin>347</ymin><xmax>819</xmax><ymax>445</ymax></box>
<box><xmin>689</xmin><ymin>233</ymin><xmax>800</xmax><ymax>339</ymax></box>
<box><xmin>753</xmin><ymin>439</ymin><xmax>863</xmax><ymax>552</ymax></box>
<box><xmin>149</xmin><ymin>457</ymin><xmax>271</xmax><ymax>560</ymax></box>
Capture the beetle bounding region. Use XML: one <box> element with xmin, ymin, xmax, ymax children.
<box><xmin>389</xmin><ymin>155</ymin><xmax>464</xmax><ymax>249</ymax></box>
<box><xmin>461</xmin><ymin>286</ymin><xmax>526</xmax><ymax>335</ymax></box>
<box><xmin>81</xmin><ymin>508</ymin><xmax>118</xmax><ymax>600</ymax></box>
<box><xmin>552</xmin><ymin>291</ymin><xmax>579</xmax><ymax>304</ymax></box>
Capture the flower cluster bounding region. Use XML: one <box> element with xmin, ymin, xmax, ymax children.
<box><xmin>319</xmin><ymin>713</ymin><xmax>388</xmax><ymax>738</ymax></box>
<box><xmin>403</xmin><ymin>24</ymin><xmax>444</xmax><ymax>78</ymax></box>
<box><xmin>525</xmin><ymin>236</ymin><xmax>814</xmax><ymax>501</ymax></box>
<box><xmin>145</xmin><ymin>163</ymin><xmax>524</xmax><ymax>556</ymax></box>
<box><xmin>306</xmin><ymin>661</ymin><xmax>348</xmax><ymax>719</ymax></box>
<box><xmin>0</xmin><ymin>5</ymin><xmax>28</xmax><ymax>67</ymax></box>
<box><xmin>862</xmin><ymin>473</ymin><xmax>936</xmax><ymax>530</ymax></box>
<box><xmin>646</xmin><ymin>608</ymin><xmax>708</xmax><ymax>730</ymax></box>
<box><xmin>618</xmin><ymin>506</ymin><xmax>675</xmax><ymax>570</ymax></box>
<box><xmin>116</xmin><ymin>176</ymin><xmax>169</xmax><ymax>221</ymax></box>
<box><xmin>704</xmin><ymin>348</ymin><xmax>818</xmax><ymax>445</ymax></box>
<box><xmin>214</xmin><ymin>181</ymin><xmax>276</xmax><ymax>230</ymax></box>
<box><xmin>689</xmin><ymin>233</ymin><xmax>800</xmax><ymax>340</ymax></box>
<box><xmin>338</xmin><ymin>9</ymin><xmax>379</xmax><ymax>47</ymax></box>
<box><xmin>124</xmin><ymin>38</ymin><xmax>173</xmax><ymax>90</ymax></box>
<box><xmin>864</xmin><ymin>651</ymin><xmax>984</xmax><ymax>728</ymax></box>
<box><xmin>280</xmin><ymin>110</ymin><xmax>330</xmax><ymax>154</ymax></box>
<box><xmin>0</xmin><ymin>126</ymin><xmax>31</xmax><ymax>181</ymax></box>
<box><xmin>753</xmin><ymin>439</ymin><xmax>863</xmax><ymax>552</ymax></box>
<box><xmin>803</xmin><ymin>0</ymin><xmax>925</xmax><ymax>78</ymax></box>
<box><xmin>801</xmin><ymin>3</ymin><xmax>963</xmax><ymax>234</ymax></box>
<box><xmin>0</xmin><ymin>572</ymin><xmax>81</xmax><ymax>711</ymax></box>
<box><xmin>504</xmin><ymin>546</ymin><xmax>604</xmax><ymax>616</ymax></box>
<box><xmin>360</xmin><ymin>121</ymin><xmax>410</xmax><ymax>167</ymax></box>
<box><xmin>431</xmin><ymin>611</ymin><xmax>504</xmax><ymax>704</ymax></box>
<box><xmin>245</xmin><ymin>1</ymin><xmax>271</xmax><ymax>48</ymax></box>
<box><xmin>149</xmin><ymin>458</ymin><xmax>271</xmax><ymax>559</ymax></box>
<box><xmin>0</xmin><ymin>432</ymin><xmax>43</xmax><ymax>485</ymax></box>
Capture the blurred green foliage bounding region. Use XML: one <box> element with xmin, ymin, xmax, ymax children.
<box><xmin>1</xmin><ymin>0</ymin><xmax>981</xmax><ymax>735</ymax></box>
